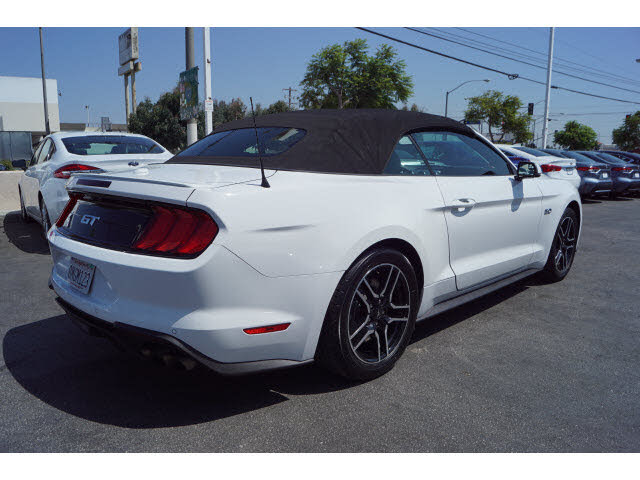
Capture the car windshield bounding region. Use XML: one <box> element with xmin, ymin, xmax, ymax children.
<box><xmin>175</xmin><ymin>127</ymin><xmax>306</xmax><ymax>158</ymax></box>
<box><xmin>62</xmin><ymin>136</ymin><xmax>164</xmax><ymax>155</ymax></box>
<box><xmin>514</xmin><ymin>146</ymin><xmax>548</xmax><ymax>157</ymax></box>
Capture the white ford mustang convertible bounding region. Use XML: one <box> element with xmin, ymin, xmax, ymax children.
<box><xmin>49</xmin><ymin>110</ymin><xmax>581</xmax><ymax>380</ymax></box>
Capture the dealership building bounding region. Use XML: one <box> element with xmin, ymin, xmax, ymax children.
<box><xmin>0</xmin><ymin>75</ymin><xmax>60</xmax><ymax>162</ymax></box>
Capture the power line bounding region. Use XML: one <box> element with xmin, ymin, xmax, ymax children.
<box><xmin>432</xmin><ymin>28</ymin><xmax>640</xmax><ymax>88</ymax></box>
<box><xmin>355</xmin><ymin>27</ymin><xmax>520</xmax><ymax>79</ymax></box>
<box><xmin>355</xmin><ymin>28</ymin><xmax>640</xmax><ymax>106</ymax></box>
<box><xmin>405</xmin><ymin>28</ymin><xmax>640</xmax><ymax>96</ymax></box>
<box><xmin>455</xmin><ymin>27</ymin><xmax>640</xmax><ymax>87</ymax></box>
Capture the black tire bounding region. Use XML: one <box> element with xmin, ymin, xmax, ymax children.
<box><xmin>540</xmin><ymin>207</ymin><xmax>578</xmax><ymax>282</ymax></box>
<box><xmin>316</xmin><ymin>248</ymin><xmax>418</xmax><ymax>381</ymax></box>
<box><xmin>40</xmin><ymin>200</ymin><xmax>52</xmax><ymax>239</ymax></box>
<box><xmin>18</xmin><ymin>187</ymin><xmax>31</xmax><ymax>223</ymax></box>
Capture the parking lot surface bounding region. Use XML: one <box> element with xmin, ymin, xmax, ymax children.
<box><xmin>1</xmin><ymin>197</ymin><xmax>639</xmax><ymax>452</ymax></box>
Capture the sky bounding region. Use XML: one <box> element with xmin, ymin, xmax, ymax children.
<box><xmin>1</xmin><ymin>27</ymin><xmax>638</xmax><ymax>144</ymax></box>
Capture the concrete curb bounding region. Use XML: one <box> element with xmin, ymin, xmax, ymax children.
<box><xmin>0</xmin><ymin>171</ymin><xmax>23</xmax><ymax>213</ymax></box>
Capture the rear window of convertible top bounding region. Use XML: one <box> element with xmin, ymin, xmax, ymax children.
<box><xmin>174</xmin><ymin>127</ymin><xmax>306</xmax><ymax>158</ymax></box>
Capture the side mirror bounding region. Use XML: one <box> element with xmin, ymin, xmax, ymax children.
<box><xmin>515</xmin><ymin>161</ymin><xmax>539</xmax><ymax>180</ymax></box>
<box><xmin>12</xmin><ymin>159</ymin><xmax>28</xmax><ymax>171</ymax></box>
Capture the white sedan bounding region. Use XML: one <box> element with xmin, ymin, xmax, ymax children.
<box><xmin>496</xmin><ymin>144</ymin><xmax>581</xmax><ymax>190</ymax></box>
<box><xmin>16</xmin><ymin>131</ymin><xmax>173</xmax><ymax>235</ymax></box>
<box><xmin>48</xmin><ymin>110</ymin><xmax>581</xmax><ymax>380</ymax></box>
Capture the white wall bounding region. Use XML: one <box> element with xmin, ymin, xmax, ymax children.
<box><xmin>0</xmin><ymin>76</ymin><xmax>60</xmax><ymax>132</ymax></box>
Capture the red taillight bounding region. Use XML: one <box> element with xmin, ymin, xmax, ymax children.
<box><xmin>541</xmin><ymin>164</ymin><xmax>562</xmax><ymax>172</ymax></box>
<box><xmin>133</xmin><ymin>205</ymin><xmax>218</xmax><ymax>256</ymax></box>
<box><xmin>243</xmin><ymin>323</ymin><xmax>291</xmax><ymax>335</ymax></box>
<box><xmin>54</xmin><ymin>164</ymin><xmax>102</xmax><ymax>179</ymax></box>
<box><xmin>611</xmin><ymin>166</ymin><xmax>633</xmax><ymax>172</ymax></box>
<box><xmin>55</xmin><ymin>193</ymin><xmax>82</xmax><ymax>227</ymax></box>
<box><xmin>577</xmin><ymin>166</ymin><xmax>598</xmax><ymax>171</ymax></box>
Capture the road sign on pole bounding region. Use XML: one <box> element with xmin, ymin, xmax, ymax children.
<box><xmin>179</xmin><ymin>66</ymin><xmax>199</xmax><ymax>121</ymax></box>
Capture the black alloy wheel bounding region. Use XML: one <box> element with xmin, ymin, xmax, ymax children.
<box><xmin>317</xmin><ymin>248</ymin><xmax>418</xmax><ymax>381</ymax></box>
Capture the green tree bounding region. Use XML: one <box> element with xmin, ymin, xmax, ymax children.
<box><xmin>612</xmin><ymin>112</ymin><xmax>640</xmax><ymax>151</ymax></box>
<box><xmin>128</xmin><ymin>87</ymin><xmax>206</xmax><ymax>152</ymax></box>
<box><xmin>401</xmin><ymin>103</ymin><xmax>425</xmax><ymax>112</ymax></box>
<box><xmin>553</xmin><ymin>121</ymin><xmax>599</xmax><ymax>150</ymax></box>
<box><xmin>254</xmin><ymin>100</ymin><xmax>292</xmax><ymax>116</ymax></box>
<box><xmin>212</xmin><ymin>98</ymin><xmax>247</xmax><ymax>126</ymax></box>
<box><xmin>299</xmin><ymin>39</ymin><xmax>413</xmax><ymax>109</ymax></box>
<box><xmin>464</xmin><ymin>90</ymin><xmax>532</xmax><ymax>144</ymax></box>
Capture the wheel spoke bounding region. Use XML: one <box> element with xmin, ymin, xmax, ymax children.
<box><xmin>387</xmin><ymin>316</ymin><xmax>408</xmax><ymax>323</ymax></box>
<box><xmin>387</xmin><ymin>270</ymin><xmax>400</xmax><ymax>301</ymax></box>
<box><xmin>362</xmin><ymin>277</ymin><xmax>379</xmax><ymax>299</ymax></box>
<box><xmin>383</xmin><ymin>325</ymin><xmax>389</xmax><ymax>358</ymax></box>
<box><xmin>355</xmin><ymin>290</ymin><xmax>371</xmax><ymax>313</ymax></box>
<box><xmin>350</xmin><ymin>315</ymin><xmax>370</xmax><ymax>340</ymax></box>
<box><xmin>353</xmin><ymin>330</ymin><xmax>372</xmax><ymax>351</ymax></box>
<box><xmin>380</xmin><ymin>266</ymin><xmax>395</xmax><ymax>297</ymax></box>
<box><xmin>374</xmin><ymin>331</ymin><xmax>381</xmax><ymax>362</ymax></box>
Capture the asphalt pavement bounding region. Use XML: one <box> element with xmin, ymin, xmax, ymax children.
<box><xmin>1</xmin><ymin>197</ymin><xmax>639</xmax><ymax>452</ymax></box>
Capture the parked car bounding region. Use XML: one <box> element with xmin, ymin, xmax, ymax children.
<box><xmin>17</xmin><ymin>132</ymin><xmax>173</xmax><ymax>236</ymax></box>
<box><xmin>601</xmin><ymin>150</ymin><xmax>640</xmax><ymax>166</ymax></box>
<box><xmin>49</xmin><ymin>110</ymin><xmax>581</xmax><ymax>380</ymax></box>
<box><xmin>496</xmin><ymin>145</ymin><xmax>580</xmax><ymax>190</ymax></box>
<box><xmin>539</xmin><ymin>148</ymin><xmax>571</xmax><ymax>158</ymax></box>
<box><xmin>576</xmin><ymin>151</ymin><xmax>640</xmax><ymax>197</ymax></box>
<box><xmin>559</xmin><ymin>150</ymin><xmax>613</xmax><ymax>198</ymax></box>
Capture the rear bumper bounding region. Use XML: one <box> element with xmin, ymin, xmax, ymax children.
<box><xmin>49</xmin><ymin>227</ymin><xmax>342</xmax><ymax>367</ymax></box>
<box><xmin>56</xmin><ymin>297</ymin><xmax>312</xmax><ymax>375</ymax></box>
<box><xmin>579</xmin><ymin>177</ymin><xmax>613</xmax><ymax>196</ymax></box>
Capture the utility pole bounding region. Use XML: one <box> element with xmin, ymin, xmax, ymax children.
<box><xmin>203</xmin><ymin>27</ymin><xmax>213</xmax><ymax>135</ymax></box>
<box><xmin>541</xmin><ymin>27</ymin><xmax>555</xmax><ymax>149</ymax></box>
<box><xmin>185</xmin><ymin>27</ymin><xmax>197</xmax><ymax>145</ymax></box>
<box><xmin>124</xmin><ymin>74</ymin><xmax>130</xmax><ymax>120</ymax></box>
<box><xmin>39</xmin><ymin>28</ymin><xmax>50</xmax><ymax>135</ymax></box>
<box><xmin>85</xmin><ymin>105</ymin><xmax>90</xmax><ymax>128</ymax></box>
<box><xmin>283</xmin><ymin>87</ymin><xmax>297</xmax><ymax>109</ymax></box>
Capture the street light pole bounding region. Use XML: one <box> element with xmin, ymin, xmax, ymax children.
<box><xmin>39</xmin><ymin>27</ymin><xmax>50</xmax><ymax>135</ymax></box>
<box><xmin>203</xmin><ymin>27</ymin><xmax>213</xmax><ymax>136</ymax></box>
<box><xmin>541</xmin><ymin>27</ymin><xmax>555</xmax><ymax>149</ymax></box>
<box><xmin>444</xmin><ymin>79</ymin><xmax>490</xmax><ymax>118</ymax></box>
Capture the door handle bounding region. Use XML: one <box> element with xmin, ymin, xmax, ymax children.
<box><xmin>450</xmin><ymin>198</ymin><xmax>477</xmax><ymax>209</ymax></box>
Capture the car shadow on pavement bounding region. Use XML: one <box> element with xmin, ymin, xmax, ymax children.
<box><xmin>410</xmin><ymin>275</ymin><xmax>535</xmax><ymax>344</ymax></box>
<box><xmin>2</xmin><ymin>211</ymin><xmax>49</xmax><ymax>255</ymax></box>
<box><xmin>2</xmin><ymin>314</ymin><xmax>354</xmax><ymax>429</ymax></box>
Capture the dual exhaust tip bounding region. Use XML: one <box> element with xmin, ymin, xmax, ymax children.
<box><xmin>139</xmin><ymin>344</ymin><xmax>198</xmax><ymax>371</ymax></box>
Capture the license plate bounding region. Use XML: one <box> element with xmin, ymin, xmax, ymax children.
<box><xmin>602</xmin><ymin>172</ymin><xmax>609</xmax><ymax>178</ymax></box>
<box><xmin>68</xmin><ymin>257</ymin><xmax>96</xmax><ymax>294</ymax></box>
<box><xmin>634</xmin><ymin>172</ymin><xmax>640</xmax><ymax>178</ymax></box>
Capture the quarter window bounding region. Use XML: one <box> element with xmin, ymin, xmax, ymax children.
<box><xmin>411</xmin><ymin>131</ymin><xmax>512</xmax><ymax>176</ymax></box>
<box><xmin>383</xmin><ymin>135</ymin><xmax>431</xmax><ymax>176</ymax></box>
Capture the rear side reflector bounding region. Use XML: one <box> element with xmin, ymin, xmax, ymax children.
<box><xmin>133</xmin><ymin>205</ymin><xmax>218</xmax><ymax>256</ymax></box>
<box><xmin>541</xmin><ymin>164</ymin><xmax>562</xmax><ymax>172</ymax></box>
<box><xmin>243</xmin><ymin>323</ymin><xmax>291</xmax><ymax>335</ymax></box>
<box><xmin>54</xmin><ymin>164</ymin><xmax>103</xmax><ymax>179</ymax></box>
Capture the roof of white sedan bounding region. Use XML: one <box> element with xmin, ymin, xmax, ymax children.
<box><xmin>49</xmin><ymin>131</ymin><xmax>153</xmax><ymax>140</ymax></box>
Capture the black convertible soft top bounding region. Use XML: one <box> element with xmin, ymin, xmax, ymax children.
<box><xmin>167</xmin><ymin>109</ymin><xmax>477</xmax><ymax>175</ymax></box>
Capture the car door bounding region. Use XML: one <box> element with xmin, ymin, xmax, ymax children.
<box><xmin>24</xmin><ymin>138</ymin><xmax>53</xmax><ymax>218</ymax></box>
<box><xmin>412</xmin><ymin>131</ymin><xmax>543</xmax><ymax>291</ymax></box>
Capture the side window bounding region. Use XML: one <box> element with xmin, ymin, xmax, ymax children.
<box><xmin>411</xmin><ymin>131</ymin><xmax>512</xmax><ymax>177</ymax></box>
<box><xmin>30</xmin><ymin>142</ymin><xmax>44</xmax><ymax>167</ymax></box>
<box><xmin>36</xmin><ymin>139</ymin><xmax>52</xmax><ymax>165</ymax></box>
<box><xmin>383</xmin><ymin>135</ymin><xmax>431</xmax><ymax>176</ymax></box>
